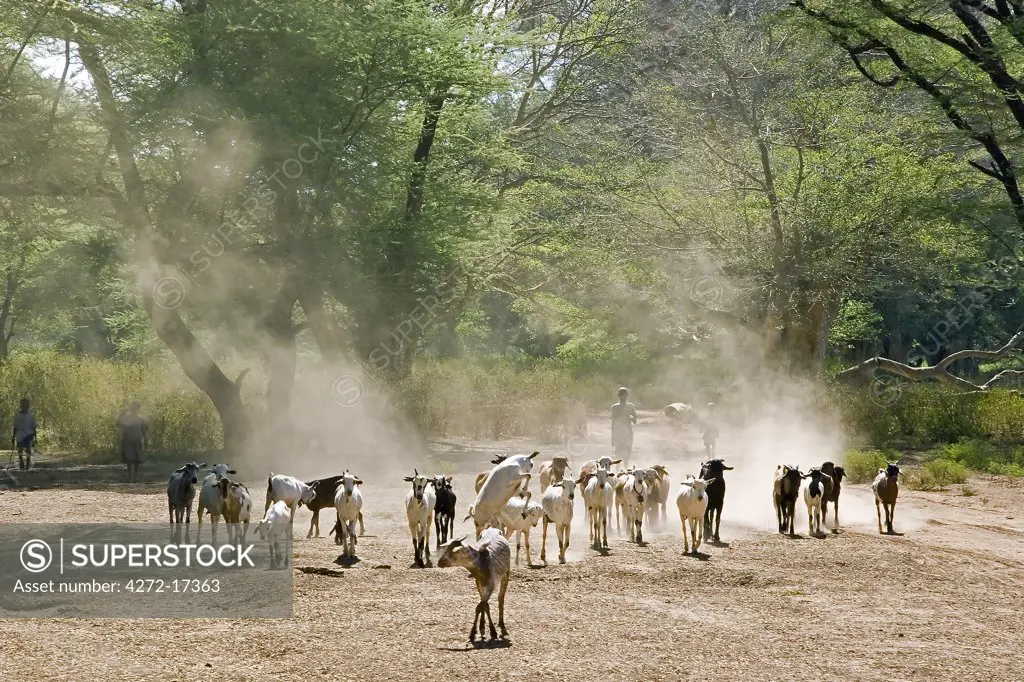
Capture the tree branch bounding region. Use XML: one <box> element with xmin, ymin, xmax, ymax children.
<box><xmin>836</xmin><ymin>332</ymin><xmax>1024</xmax><ymax>389</ymax></box>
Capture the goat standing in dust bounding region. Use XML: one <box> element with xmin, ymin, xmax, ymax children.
<box><xmin>437</xmin><ymin>529</ymin><xmax>511</xmax><ymax>643</ymax></box>
<box><xmin>872</xmin><ymin>462</ymin><xmax>901</xmax><ymax>535</ymax></box>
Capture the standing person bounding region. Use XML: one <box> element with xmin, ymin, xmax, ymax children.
<box><xmin>116</xmin><ymin>402</ymin><xmax>148</xmax><ymax>483</ymax></box>
<box><xmin>12</xmin><ymin>398</ymin><xmax>37</xmax><ymax>470</ymax></box>
<box><xmin>702</xmin><ymin>402</ymin><xmax>719</xmax><ymax>458</ymax></box>
<box><xmin>610</xmin><ymin>387</ymin><xmax>638</xmax><ymax>466</ymax></box>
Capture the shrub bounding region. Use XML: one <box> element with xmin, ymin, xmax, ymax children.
<box><xmin>907</xmin><ymin>459</ymin><xmax>969</xmax><ymax>490</ymax></box>
<box><xmin>975</xmin><ymin>390</ymin><xmax>1024</xmax><ymax>441</ymax></box>
<box><xmin>937</xmin><ymin>439</ymin><xmax>1000</xmax><ymax>471</ymax></box>
<box><xmin>987</xmin><ymin>462</ymin><xmax>1024</xmax><ymax>477</ymax></box>
<box><xmin>842</xmin><ymin>448</ymin><xmax>892</xmax><ymax>483</ymax></box>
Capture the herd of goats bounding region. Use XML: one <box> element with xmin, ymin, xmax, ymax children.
<box><xmin>163</xmin><ymin>452</ymin><xmax>905</xmax><ymax>643</ymax></box>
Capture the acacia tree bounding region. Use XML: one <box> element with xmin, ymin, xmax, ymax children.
<box><xmin>794</xmin><ymin>0</ymin><xmax>1024</xmax><ymax>235</ymax></box>
<box><xmin>542</xmin><ymin>0</ymin><xmax>977</xmax><ymax>373</ymax></box>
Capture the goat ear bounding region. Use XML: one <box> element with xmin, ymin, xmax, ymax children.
<box><xmin>197</xmin><ymin>463</ymin><xmax>207</xmax><ymax>468</ymax></box>
<box><xmin>446</xmin><ymin>475</ymin><xmax>453</xmax><ymax>483</ymax></box>
<box><xmin>611</xmin><ymin>459</ymin><xmax>622</xmax><ymax>465</ymax></box>
<box><xmin>723</xmin><ymin>465</ymin><xmax>734</xmax><ymax>470</ymax></box>
<box><xmin>704</xmin><ymin>478</ymin><xmax>716</xmax><ymax>486</ymax></box>
<box><xmin>355</xmin><ymin>479</ymin><xmax>363</xmax><ymax>485</ymax></box>
<box><xmin>403</xmin><ymin>477</ymin><xmax>414</xmax><ymax>482</ymax></box>
<box><xmin>529</xmin><ymin>451</ymin><xmax>539</xmax><ymax>459</ymax></box>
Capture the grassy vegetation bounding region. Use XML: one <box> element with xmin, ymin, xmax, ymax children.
<box><xmin>0</xmin><ymin>352</ymin><xmax>222</xmax><ymax>456</ymax></box>
<box><xmin>7</xmin><ymin>351</ymin><xmax>1024</xmax><ymax>486</ymax></box>
<box><xmin>835</xmin><ymin>383</ymin><xmax>1024</xmax><ymax>448</ymax></box>
<box><xmin>842</xmin><ymin>448</ymin><xmax>894</xmax><ymax>483</ymax></box>
<box><xmin>904</xmin><ymin>460</ymin><xmax>970</xmax><ymax>491</ymax></box>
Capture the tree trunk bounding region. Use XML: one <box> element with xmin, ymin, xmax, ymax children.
<box><xmin>80</xmin><ymin>43</ymin><xmax>252</xmax><ymax>457</ymax></box>
<box><xmin>299</xmin><ymin>285</ymin><xmax>343</xmax><ymax>362</ymax></box>
<box><xmin>369</xmin><ymin>90</ymin><xmax>448</xmax><ymax>379</ymax></box>
<box><xmin>0</xmin><ymin>268</ymin><xmax>19</xmax><ymax>360</ymax></box>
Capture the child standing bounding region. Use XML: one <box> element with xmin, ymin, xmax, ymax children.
<box><xmin>12</xmin><ymin>398</ymin><xmax>37</xmax><ymax>470</ymax></box>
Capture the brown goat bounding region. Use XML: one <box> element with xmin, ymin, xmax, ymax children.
<box><xmin>819</xmin><ymin>461</ymin><xmax>847</xmax><ymax>532</ymax></box>
<box><xmin>872</xmin><ymin>462</ymin><xmax>901</xmax><ymax>534</ymax></box>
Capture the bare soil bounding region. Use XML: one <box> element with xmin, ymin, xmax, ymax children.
<box><xmin>1</xmin><ymin>413</ymin><xmax>1023</xmax><ymax>681</ymax></box>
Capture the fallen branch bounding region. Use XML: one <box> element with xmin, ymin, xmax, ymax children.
<box><xmin>836</xmin><ymin>331</ymin><xmax>1024</xmax><ymax>390</ymax></box>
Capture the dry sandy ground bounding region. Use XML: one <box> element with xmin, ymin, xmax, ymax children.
<box><xmin>1</xmin><ymin>414</ymin><xmax>1023</xmax><ymax>681</ymax></box>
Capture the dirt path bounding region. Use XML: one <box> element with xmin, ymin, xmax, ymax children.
<box><xmin>1</xmin><ymin>415</ymin><xmax>1023</xmax><ymax>681</ymax></box>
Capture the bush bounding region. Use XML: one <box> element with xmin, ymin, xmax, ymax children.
<box><xmin>907</xmin><ymin>459</ymin><xmax>969</xmax><ymax>490</ymax></box>
<box><xmin>938</xmin><ymin>439</ymin><xmax>1000</xmax><ymax>470</ymax></box>
<box><xmin>842</xmin><ymin>448</ymin><xmax>893</xmax><ymax>483</ymax></box>
<box><xmin>833</xmin><ymin>383</ymin><xmax>1024</xmax><ymax>449</ymax></box>
<box><xmin>976</xmin><ymin>391</ymin><xmax>1024</xmax><ymax>441</ymax></box>
<box><xmin>0</xmin><ymin>352</ymin><xmax>220</xmax><ymax>455</ymax></box>
<box><xmin>987</xmin><ymin>462</ymin><xmax>1024</xmax><ymax>477</ymax></box>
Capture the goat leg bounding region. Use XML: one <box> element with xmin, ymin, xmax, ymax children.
<box><xmin>540</xmin><ymin>517</ymin><xmax>549</xmax><ymax>565</ymax></box>
<box><xmin>484</xmin><ymin>601</ymin><xmax>497</xmax><ymax>640</ymax></box>
<box><xmin>498</xmin><ymin>574</ymin><xmax>509</xmax><ymax>638</ymax></box>
<box><xmin>470</xmin><ymin>603</ymin><xmax>481</xmax><ymax>642</ymax></box>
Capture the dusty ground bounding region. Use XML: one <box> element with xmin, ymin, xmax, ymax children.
<box><xmin>1</xmin><ymin>412</ymin><xmax>1023</xmax><ymax>681</ymax></box>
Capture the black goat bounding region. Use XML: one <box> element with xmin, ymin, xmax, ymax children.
<box><xmin>819</xmin><ymin>461</ymin><xmax>847</xmax><ymax>532</ymax></box>
<box><xmin>433</xmin><ymin>474</ymin><xmax>457</xmax><ymax>548</ymax></box>
<box><xmin>699</xmin><ymin>458</ymin><xmax>734</xmax><ymax>542</ymax></box>
<box><xmin>773</xmin><ymin>465</ymin><xmax>805</xmax><ymax>535</ymax></box>
<box><xmin>306</xmin><ymin>474</ymin><xmax>364</xmax><ymax>539</ymax></box>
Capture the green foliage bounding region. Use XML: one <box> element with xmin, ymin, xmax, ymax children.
<box><xmin>919</xmin><ymin>438</ymin><xmax>1024</xmax><ymax>478</ymax></box>
<box><xmin>906</xmin><ymin>460</ymin><xmax>969</xmax><ymax>491</ymax></box>
<box><xmin>841</xmin><ymin>448</ymin><xmax>892</xmax><ymax>483</ymax></box>
<box><xmin>833</xmin><ymin>384</ymin><xmax>1024</xmax><ymax>447</ymax></box>
<box><xmin>829</xmin><ymin>301</ymin><xmax>884</xmax><ymax>347</ymax></box>
<box><xmin>987</xmin><ymin>462</ymin><xmax>1024</xmax><ymax>477</ymax></box>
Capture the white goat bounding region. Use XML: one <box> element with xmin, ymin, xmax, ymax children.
<box><xmin>578</xmin><ymin>456</ymin><xmax>622</xmax><ymax>489</ymax></box>
<box><xmin>196</xmin><ymin>463</ymin><xmax>237</xmax><ymax>542</ymax></box>
<box><xmin>583</xmin><ymin>466</ymin><xmax>615</xmax><ymax>549</ymax></box>
<box><xmin>405</xmin><ymin>469</ymin><xmax>436</xmax><ymax>566</ymax></box>
<box><xmin>497</xmin><ymin>494</ymin><xmax>544</xmax><ymax>566</ymax></box>
<box><xmin>265</xmin><ymin>473</ymin><xmax>316</xmax><ymax>529</ymax></box>
<box><xmin>539</xmin><ymin>456</ymin><xmax>571</xmax><ymax>492</ymax></box>
<box><xmin>333</xmin><ymin>471</ymin><xmax>364</xmax><ymax>558</ymax></box>
<box><xmin>676</xmin><ymin>476</ymin><xmax>714</xmax><ymax>554</ymax></box>
<box><xmin>253</xmin><ymin>500</ymin><xmax>292</xmax><ymax>568</ymax></box>
<box><xmin>466</xmin><ymin>452</ymin><xmax>538</xmax><ymax>538</ymax></box>
<box><xmin>648</xmin><ymin>464</ymin><xmax>670</xmax><ymax>523</ymax></box>
<box><xmin>802</xmin><ymin>468</ymin><xmax>828</xmax><ymax>537</ymax></box>
<box><xmin>218</xmin><ymin>478</ymin><xmax>251</xmax><ymax>544</ymax></box>
<box><xmin>540</xmin><ymin>477</ymin><xmax>576</xmax><ymax>564</ymax></box>
<box><xmin>642</xmin><ymin>467</ymin><xmax>663</xmax><ymax>527</ymax></box>
<box><xmin>619</xmin><ymin>469</ymin><xmax>649</xmax><ymax>543</ymax></box>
